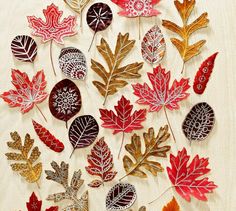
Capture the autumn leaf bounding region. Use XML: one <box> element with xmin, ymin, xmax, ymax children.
<box><xmin>162</xmin><ymin>197</ymin><xmax>180</xmax><ymax>211</ymax></box>
<box><xmin>100</xmin><ymin>95</ymin><xmax>147</xmax><ymax>158</ymax></box>
<box><xmin>0</xmin><ymin>69</ymin><xmax>48</xmax><ymax>121</ymax></box>
<box><xmin>132</xmin><ymin>65</ymin><xmax>190</xmax><ymax>141</ymax></box>
<box><xmin>92</xmin><ymin>33</ymin><xmax>143</xmax><ymax>105</ymax></box>
<box><xmin>162</xmin><ymin>0</ymin><xmax>209</xmax><ymax>73</ymax></box>
<box><xmin>5</xmin><ymin>132</ymin><xmax>42</xmax><ymax>187</ymax></box>
<box><xmin>120</xmin><ymin>126</ymin><xmax>170</xmax><ymax>180</ymax></box>
<box><xmin>86</xmin><ymin>137</ymin><xmax>117</xmax><ymax>187</ymax></box>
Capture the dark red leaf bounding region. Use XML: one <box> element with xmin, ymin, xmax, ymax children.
<box><xmin>193</xmin><ymin>52</ymin><xmax>218</xmax><ymax>94</ymax></box>
<box><xmin>26</xmin><ymin>192</ymin><xmax>42</xmax><ymax>211</ymax></box>
<box><xmin>45</xmin><ymin>207</ymin><xmax>59</xmax><ymax>211</ymax></box>
<box><xmin>86</xmin><ymin>137</ymin><xmax>117</xmax><ymax>187</ymax></box>
<box><xmin>11</xmin><ymin>35</ymin><xmax>37</xmax><ymax>62</ymax></box>
<box><xmin>32</xmin><ymin>120</ymin><xmax>64</xmax><ymax>152</ymax></box>
<box><xmin>106</xmin><ymin>183</ymin><xmax>137</xmax><ymax>210</ymax></box>
<box><xmin>49</xmin><ymin>79</ymin><xmax>81</xmax><ymax>127</ymax></box>
<box><xmin>69</xmin><ymin>115</ymin><xmax>99</xmax><ymax>158</ymax></box>
<box><xmin>59</xmin><ymin>47</ymin><xmax>87</xmax><ymax>80</ymax></box>
<box><xmin>167</xmin><ymin>148</ymin><xmax>217</xmax><ymax>201</ymax></box>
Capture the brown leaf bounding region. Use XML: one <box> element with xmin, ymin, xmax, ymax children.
<box><xmin>162</xmin><ymin>0</ymin><xmax>209</xmax><ymax>64</ymax></box>
<box><xmin>121</xmin><ymin>126</ymin><xmax>171</xmax><ymax>179</ymax></box>
<box><xmin>92</xmin><ymin>33</ymin><xmax>143</xmax><ymax>105</ymax></box>
<box><xmin>162</xmin><ymin>197</ymin><xmax>180</xmax><ymax>211</ymax></box>
<box><xmin>5</xmin><ymin>132</ymin><xmax>42</xmax><ymax>185</ymax></box>
<box><xmin>130</xmin><ymin>206</ymin><xmax>147</xmax><ymax>211</ymax></box>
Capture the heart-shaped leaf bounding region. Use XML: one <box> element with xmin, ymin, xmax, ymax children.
<box><xmin>59</xmin><ymin>47</ymin><xmax>87</xmax><ymax>80</ymax></box>
<box><xmin>69</xmin><ymin>115</ymin><xmax>99</xmax><ymax>158</ymax></box>
<box><xmin>106</xmin><ymin>183</ymin><xmax>137</xmax><ymax>210</ymax></box>
<box><xmin>49</xmin><ymin>79</ymin><xmax>82</xmax><ymax>128</ymax></box>
<box><xmin>11</xmin><ymin>35</ymin><xmax>37</xmax><ymax>62</ymax></box>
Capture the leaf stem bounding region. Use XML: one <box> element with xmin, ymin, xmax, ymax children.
<box><xmin>88</xmin><ymin>32</ymin><xmax>96</xmax><ymax>52</ymax></box>
<box><xmin>35</xmin><ymin>105</ymin><xmax>47</xmax><ymax>122</ymax></box>
<box><xmin>50</xmin><ymin>40</ymin><xmax>57</xmax><ymax>76</ymax></box>
<box><xmin>103</xmin><ymin>94</ymin><xmax>108</xmax><ymax>106</ymax></box>
<box><xmin>138</xmin><ymin>16</ymin><xmax>141</xmax><ymax>40</ymax></box>
<box><xmin>148</xmin><ymin>186</ymin><xmax>174</xmax><ymax>204</ymax></box>
<box><xmin>70</xmin><ymin>148</ymin><xmax>75</xmax><ymax>159</ymax></box>
<box><xmin>36</xmin><ymin>181</ymin><xmax>40</xmax><ymax>189</ymax></box>
<box><xmin>118</xmin><ymin>132</ymin><xmax>125</xmax><ymax>159</ymax></box>
<box><xmin>181</xmin><ymin>61</ymin><xmax>185</xmax><ymax>74</ymax></box>
<box><xmin>80</xmin><ymin>11</ymin><xmax>83</xmax><ymax>29</ymax></box>
<box><xmin>66</xmin><ymin>121</ymin><xmax>68</xmax><ymax>129</ymax></box>
<box><xmin>164</xmin><ymin>106</ymin><xmax>176</xmax><ymax>142</ymax></box>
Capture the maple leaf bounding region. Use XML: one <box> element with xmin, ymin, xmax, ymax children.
<box><xmin>86</xmin><ymin>137</ymin><xmax>117</xmax><ymax>188</ymax></box>
<box><xmin>0</xmin><ymin>69</ymin><xmax>48</xmax><ymax>120</ymax></box>
<box><xmin>100</xmin><ymin>95</ymin><xmax>146</xmax><ymax>158</ymax></box>
<box><xmin>112</xmin><ymin>0</ymin><xmax>161</xmax><ymax>17</ymax></box>
<box><xmin>27</xmin><ymin>3</ymin><xmax>77</xmax><ymax>44</ymax></box>
<box><xmin>26</xmin><ymin>192</ymin><xmax>42</xmax><ymax>211</ymax></box>
<box><xmin>167</xmin><ymin>148</ymin><xmax>217</xmax><ymax>201</ymax></box>
<box><xmin>132</xmin><ymin>65</ymin><xmax>190</xmax><ymax>141</ymax></box>
<box><xmin>162</xmin><ymin>197</ymin><xmax>180</xmax><ymax>211</ymax></box>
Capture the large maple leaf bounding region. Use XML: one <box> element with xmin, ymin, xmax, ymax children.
<box><xmin>100</xmin><ymin>95</ymin><xmax>146</xmax><ymax>158</ymax></box>
<box><xmin>0</xmin><ymin>69</ymin><xmax>48</xmax><ymax>120</ymax></box>
<box><xmin>27</xmin><ymin>3</ymin><xmax>77</xmax><ymax>44</ymax></box>
<box><xmin>132</xmin><ymin>65</ymin><xmax>190</xmax><ymax>141</ymax></box>
<box><xmin>112</xmin><ymin>0</ymin><xmax>161</xmax><ymax>17</ymax></box>
<box><xmin>167</xmin><ymin>148</ymin><xmax>217</xmax><ymax>201</ymax></box>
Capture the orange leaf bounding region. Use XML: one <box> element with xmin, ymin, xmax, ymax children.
<box><xmin>162</xmin><ymin>197</ymin><xmax>180</xmax><ymax>211</ymax></box>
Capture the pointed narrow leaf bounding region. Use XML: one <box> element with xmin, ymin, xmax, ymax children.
<box><xmin>162</xmin><ymin>197</ymin><xmax>180</xmax><ymax>211</ymax></box>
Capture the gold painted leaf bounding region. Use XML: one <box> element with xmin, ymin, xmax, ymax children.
<box><xmin>45</xmin><ymin>161</ymin><xmax>88</xmax><ymax>211</ymax></box>
<box><xmin>92</xmin><ymin>33</ymin><xmax>143</xmax><ymax>105</ymax></box>
<box><xmin>162</xmin><ymin>197</ymin><xmax>180</xmax><ymax>211</ymax></box>
<box><xmin>121</xmin><ymin>126</ymin><xmax>171</xmax><ymax>179</ymax></box>
<box><xmin>64</xmin><ymin>0</ymin><xmax>90</xmax><ymax>14</ymax></box>
<box><xmin>162</xmin><ymin>0</ymin><xmax>209</xmax><ymax>68</ymax></box>
<box><xmin>5</xmin><ymin>132</ymin><xmax>42</xmax><ymax>185</ymax></box>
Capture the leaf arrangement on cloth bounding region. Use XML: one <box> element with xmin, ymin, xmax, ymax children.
<box><xmin>112</xmin><ymin>0</ymin><xmax>161</xmax><ymax>39</ymax></box>
<box><xmin>162</xmin><ymin>0</ymin><xmax>209</xmax><ymax>73</ymax></box>
<box><xmin>49</xmin><ymin>79</ymin><xmax>82</xmax><ymax>128</ymax></box>
<box><xmin>45</xmin><ymin>161</ymin><xmax>88</xmax><ymax>211</ymax></box>
<box><xmin>182</xmin><ymin>102</ymin><xmax>215</xmax><ymax>143</ymax></box>
<box><xmin>59</xmin><ymin>47</ymin><xmax>87</xmax><ymax>80</ymax></box>
<box><xmin>0</xmin><ymin>69</ymin><xmax>48</xmax><ymax>122</ymax></box>
<box><xmin>86</xmin><ymin>137</ymin><xmax>117</xmax><ymax>188</ymax></box>
<box><xmin>106</xmin><ymin>183</ymin><xmax>137</xmax><ymax>210</ymax></box>
<box><xmin>5</xmin><ymin>132</ymin><xmax>42</xmax><ymax>187</ymax></box>
<box><xmin>120</xmin><ymin>126</ymin><xmax>170</xmax><ymax>180</ymax></box>
<box><xmin>27</xmin><ymin>3</ymin><xmax>77</xmax><ymax>75</ymax></box>
<box><xmin>141</xmin><ymin>25</ymin><xmax>166</xmax><ymax>65</ymax></box>
<box><xmin>32</xmin><ymin>120</ymin><xmax>64</xmax><ymax>153</ymax></box>
<box><xmin>100</xmin><ymin>95</ymin><xmax>146</xmax><ymax>159</ymax></box>
<box><xmin>64</xmin><ymin>0</ymin><xmax>91</xmax><ymax>27</ymax></box>
<box><xmin>162</xmin><ymin>197</ymin><xmax>180</xmax><ymax>211</ymax></box>
<box><xmin>11</xmin><ymin>35</ymin><xmax>37</xmax><ymax>63</ymax></box>
<box><xmin>69</xmin><ymin>115</ymin><xmax>99</xmax><ymax>158</ymax></box>
<box><xmin>193</xmin><ymin>52</ymin><xmax>218</xmax><ymax>94</ymax></box>
<box><xmin>92</xmin><ymin>33</ymin><xmax>143</xmax><ymax>105</ymax></box>
<box><xmin>26</xmin><ymin>192</ymin><xmax>58</xmax><ymax>211</ymax></box>
<box><xmin>132</xmin><ymin>65</ymin><xmax>190</xmax><ymax>141</ymax></box>
<box><xmin>86</xmin><ymin>3</ymin><xmax>113</xmax><ymax>51</ymax></box>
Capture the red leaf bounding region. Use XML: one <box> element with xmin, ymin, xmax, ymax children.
<box><xmin>26</xmin><ymin>192</ymin><xmax>42</xmax><ymax>211</ymax></box>
<box><xmin>86</xmin><ymin>137</ymin><xmax>117</xmax><ymax>187</ymax></box>
<box><xmin>100</xmin><ymin>95</ymin><xmax>146</xmax><ymax>134</ymax></box>
<box><xmin>112</xmin><ymin>0</ymin><xmax>161</xmax><ymax>17</ymax></box>
<box><xmin>193</xmin><ymin>52</ymin><xmax>218</xmax><ymax>94</ymax></box>
<box><xmin>27</xmin><ymin>3</ymin><xmax>77</xmax><ymax>44</ymax></box>
<box><xmin>167</xmin><ymin>148</ymin><xmax>217</xmax><ymax>202</ymax></box>
<box><xmin>0</xmin><ymin>69</ymin><xmax>47</xmax><ymax>113</ymax></box>
<box><xmin>133</xmin><ymin>65</ymin><xmax>190</xmax><ymax>112</ymax></box>
<box><xmin>45</xmin><ymin>207</ymin><xmax>58</xmax><ymax>211</ymax></box>
<box><xmin>32</xmin><ymin>120</ymin><xmax>64</xmax><ymax>152</ymax></box>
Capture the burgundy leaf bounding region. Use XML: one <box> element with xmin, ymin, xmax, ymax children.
<box><xmin>45</xmin><ymin>207</ymin><xmax>59</xmax><ymax>211</ymax></box>
<box><xmin>69</xmin><ymin>115</ymin><xmax>99</xmax><ymax>158</ymax></box>
<box><xmin>26</xmin><ymin>192</ymin><xmax>42</xmax><ymax>211</ymax></box>
<box><xmin>106</xmin><ymin>183</ymin><xmax>137</xmax><ymax>210</ymax></box>
<box><xmin>49</xmin><ymin>79</ymin><xmax>81</xmax><ymax>128</ymax></box>
<box><xmin>59</xmin><ymin>47</ymin><xmax>87</xmax><ymax>80</ymax></box>
<box><xmin>86</xmin><ymin>137</ymin><xmax>117</xmax><ymax>187</ymax></box>
<box><xmin>11</xmin><ymin>35</ymin><xmax>37</xmax><ymax>62</ymax></box>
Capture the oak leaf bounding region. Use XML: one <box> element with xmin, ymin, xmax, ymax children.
<box><xmin>5</xmin><ymin>132</ymin><xmax>42</xmax><ymax>186</ymax></box>
<box><xmin>162</xmin><ymin>197</ymin><xmax>180</xmax><ymax>211</ymax></box>
<box><xmin>121</xmin><ymin>126</ymin><xmax>170</xmax><ymax>179</ymax></box>
<box><xmin>162</xmin><ymin>0</ymin><xmax>209</xmax><ymax>72</ymax></box>
<box><xmin>92</xmin><ymin>33</ymin><xmax>143</xmax><ymax>105</ymax></box>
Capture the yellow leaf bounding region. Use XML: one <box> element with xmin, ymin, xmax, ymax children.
<box><xmin>5</xmin><ymin>132</ymin><xmax>42</xmax><ymax>185</ymax></box>
<box><xmin>162</xmin><ymin>197</ymin><xmax>180</xmax><ymax>211</ymax></box>
<box><xmin>162</xmin><ymin>0</ymin><xmax>209</xmax><ymax>68</ymax></box>
<box><xmin>92</xmin><ymin>33</ymin><xmax>143</xmax><ymax>105</ymax></box>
